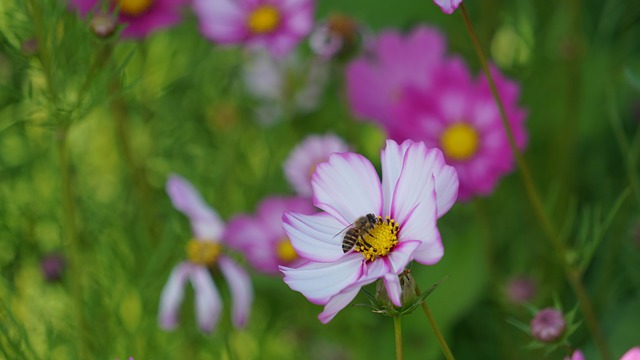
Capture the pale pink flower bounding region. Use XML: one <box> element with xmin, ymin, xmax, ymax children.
<box><xmin>531</xmin><ymin>308</ymin><xmax>565</xmax><ymax>343</ymax></box>
<box><xmin>225</xmin><ymin>196</ymin><xmax>315</xmax><ymax>274</ymax></box>
<box><xmin>68</xmin><ymin>0</ymin><xmax>189</xmax><ymax>38</ymax></box>
<box><xmin>622</xmin><ymin>347</ymin><xmax>640</xmax><ymax>360</ymax></box>
<box><xmin>158</xmin><ymin>175</ymin><xmax>252</xmax><ymax>333</ymax></box>
<box><xmin>283</xmin><ymin>134</ymin><xmax>350</xmax><ymax>197</ymax></box>
<box><xmin>345</xmin><ymin>26</ymin><xmax>446</xmax><ymax>134</ymax></box>
<box><xmin>434</xmin><ymin>0</ymin><xmax>463</xmax><ymax>15</ymax></box>
<box><xmin>565</xmin><ymin>350</ymin><xmax>584</xmax><ymax>360</ymax></box>
<box><xmin>193</xmin><ymin>0</ymin><xmax>314</xmax><ymax>57</ymax></box>
<box><xmin>280</xmin><ymin>140</ymin><xmax>458</xmax><ymax>323</ymax></box>
<box><xmin>392</xmin><ymin>58</ymin><xmax>527</xmax><ymax>201</ymax></box>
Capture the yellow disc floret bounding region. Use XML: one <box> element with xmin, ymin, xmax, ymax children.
<box><xmin>117</xmin><ymin>0</ymin><xmax>154</xmax><ymax>16</ymax></box>
<box><xmin>355</xmin><ymin>216</ymin><xmax>399</xmax><ymax>261</ymax></box>
<box><xmin>440</xmin><ymin>122</ymin><xmax>480</xmax><ymax>161</ymax></box>
<box><xmin>186</xmin><ymin>240</ymin><xmax>223</xmax><ymax>266</ymax></box>
<box><xmin>247</xmin><ymin>5</ymin><xmax>281</xmax><ymax>34</ymax></box>
<box><xmin>276</xmin><ymin>238</ymin><xmax>298</xmax><ymax>263</ymax></box>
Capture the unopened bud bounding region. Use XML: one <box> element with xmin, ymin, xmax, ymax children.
<box><xmin>91</xmin><ymin>13</ymin><xmax>117</xmax><ymax>38</ymax></box>
<box><xmin>374</xmin><ymin>270</ymin><xmax>418</xmax><ymax>313</ymax></box>
<box><xmin>505</xmin><ymin>276</ymin><xmax>536</xmax><ymax>304</ymax></box>
<box><xmin>531</xmin><ymin>308</ymin><xmax>566</xmax><ymax>343</ymax></box>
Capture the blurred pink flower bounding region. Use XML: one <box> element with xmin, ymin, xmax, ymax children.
<box><xmin>505</xmin><ymin>275</ymin><xmax>536</xmax><ymax>304</ymax></box>
<box><xmin>69</xmin><ymin>0</ymin><xmax>189</xmax><ymax>38</ymax></box>
<box><xmin>225</xmin><ymin>196</ymin><xmax>316</xmax><ymax>274</ymax></box>
<box><xmin>622</xmin><ymin>347</ymin><xmax>640</xmax><ymax>360</ymax></box>
<box><xmin>434</xmin><ymin>0</ymin><xmax>463</xmax><ymax>15</ymax></box>
<box><xmin>281</xmin><ymin>140</ymin><xmax>458</xmax><ymax>323</ymax></box>
<box><xmin>193</xmin><ymin>0</ymin><xmax>314</xmax><ymax>57</ymax></box>
<box><xmin>565</xmin><ymin>350</ymin><xmax>584</xmax><ymax>360</ymax></box>
<box><xmin>345</xmin><ymin>26</ymin><xmax>446</xmax><ymax>134</ymax></box>
<box><xmin>392</xmin><ymin>58</ymin><xmax>527</xmax><ymax>201</ymax></box>
<box><xmin>158</xmin><ymin>175</ymin><xmax>252</xmax><ymax>333</ymax></box>
<box><xmin>283</xmin><ymin>134</ymin><xmax>350</xmax><ymax>197</ymax></box>
<box><xmin>530</xmin><ymin>308</ymin><xmax>565</xmax><ymax>343</ymax></box>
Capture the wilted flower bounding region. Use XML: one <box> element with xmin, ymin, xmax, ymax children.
<box><xmin>158</xmin><ymin>175</ymin><xmax>252</xmax><ymax>333</ymax></box>
<box><xmin>280</xmin><ymin>140</ymin><xmax>458</xmax><ymax>323</ymax></box>
<box><xmin>193</xmin><ymin>0</ymin><xmax>314</xmax><ymax>57</ymax></box>
<box><xmin>225</xmin><ymin>196</ymin><xmax>315</xmax><ymax>275</ymax></box>
<box><xmin>283</xmin><ymin>134</ymin><xmax>350</xmax><ymax>197</ymax></box>
<box><xmin>69</xmin><ymin>0</ymin><xmax>189</xmax><ymax>38</ymax></box>
<box><xmin>531</xmin><ymin>308</ymin><xmax>566</xmax><ymax>343</ymax></box>
<box><xmin>41</xmin><ymin>253</ymin><xmax>65</xmax><ymax>282</ymax></box>
<box><xmin>309</xmin><ymin>13</ymin><xmax>366</xmax><ymax>59</ymax></box>
<box><xmin>392</xmin><ymin>58</ymin><xmax>527</xmax><ymax>201</ymax></box>
<box><xmin>433</xmin><ymin>0</ymin><xmax>463</xmax><ymax>14</ymax></box>
<box><xmin>505</xmin><ymin>275</ymin><xmax>536</xmax><ymax>304</ymax></box>
<box><xmin>345</xmin><ymin>26</ymin><xmax>446</xmax><ymax>133</ymax></box>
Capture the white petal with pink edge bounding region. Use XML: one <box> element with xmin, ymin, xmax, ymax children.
<box><xmin>190</xmin><ymin>266</ymin><xmax>222</xmax><ymax>333</ymax></box>
<box><xmin>384</xmin><ymin>274</ymin><xmax>402</xmax><ymax>307</ymax></box>
<box><xmin>283</xmin><ymin>212</ymin><xmax>344</xmax><ymax>262</ymax></box>
<box><xmin>384</xmin><ymin>240</ymin><xmax>421</xmax><ymax>274</ymax></box>
<box><xmin>158</xmin><ymin>262</ymin><xmax>192</xmax><ymax>330</ymax></box>
<box><xmin>318</xmin><ymin>286</ymin><xmax>361</xmax><ymax>324</ymax></box>
<box><xmin>218</xmin><ymin>256</ymin><xmax>253</xmax><ymax>328</ymax></box>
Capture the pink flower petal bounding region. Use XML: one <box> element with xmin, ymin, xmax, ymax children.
<box><xmin>318</xmin><ymin>286</ymin><xmax>361</xmax><ymax>324</ymax></box>
<box><xmin>218</xmin><ymin>257</ymin><xmax>253</xmax><ymax>328</ymax></box>
<box><xmin>621</xmin><ymin>347</ymin><xmax>640</xmax><ymax>360</ymax></box>
<box><xmin>398</xmin><ymin>197</ymin><xmax>443</xmax><ymax>265</ymax></box>
<box><xmin>166</xmin><ymin>174</ymin><xmax>225</xmax><ymax>240</ymax></box>
<box><xmin>283</xmin><ymin>212</ymin><xmax>345</xmax><ymax>262</ymax></box>
<box><xmin>384</xmin><ymin>274</ymin><xmax>402</xmax><ymax>307</ymax></box>
<box><xmin>190</xmin><ymin>266</ymin><xmax>222</xmax><ymax>333</ymax></box>
<box><xmin>281</xmin><ymin>254</ymin><xmax>363</xmax><ymax>304</ymax></box>
<box><xmin>433</xmin><ymin>0</ymin><xmax>463</xmax><ymax>14</ymax></box>
<box><xmin>158</xmin><ymin>262</ymin><xmax>191</xmax><ymax>330</ymax></box>
<box><xmin>312</xmin><ymin>153</ymin><xmax>382</xmax><ymax>225</ymax></box>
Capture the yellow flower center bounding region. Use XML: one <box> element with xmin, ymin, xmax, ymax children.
<box><xmin>440</xmin><ymin>122</ymin><xmax>480</xmax><ymax>161</ymax></box>
<box><xmin>117</xmin><ymin>0</ymin><xmax>154</xmax><ymax>16</ymax></box>
<box><xmin>186</xmin><ymin>240</ymin><xmax>223</xmax><ymax>266</ymax></box>
<box><xmin>354</xmin><ymin>216</ymin><xmax>399</xmax><ymax>261</ymax></box>
<box><xmin>276</xmin><ymin>238</ymin><xmax>298</xmax><ymax>263</ymax></box>
<box><xmin>247</xmin><ymin>5</ymin><xmax>281</xmax><ymax>34</ymax></box>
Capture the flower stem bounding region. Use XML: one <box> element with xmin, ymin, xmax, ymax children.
<box><xmin>394</xmin><ymin>316</ymin><xmax>403</xmax><ymax>360</ymax></box>
<box><xmin>458</xmin><ymin>5</ymin><xmax>612</xmax><ymax>360</ymax></box>
<box><xmin>416</xmin><ymin>286</ymin><xmax>455</xmax><ymax>360</ymax></box>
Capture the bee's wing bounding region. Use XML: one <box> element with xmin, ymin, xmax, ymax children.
<box><xmin>332</xmin><ymin>222</ymin><xmax>354</xmax><ymax>239</ymax></box>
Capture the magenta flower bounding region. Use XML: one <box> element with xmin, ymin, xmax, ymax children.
<box><xmin>193</xmin><ymin>0</ymin><xmax>314</xmax><ymax>57</ymax></box>
<box><xmin>392</xmin><ymin>58</ymin><xmax>527</xmax><ymax>201</ymax></box>
<box><xmin>565</xmin><ymin>350</ymin><xmax>584</xmax><ymax>360</ymax></box>
<box><xmin>280</xmin><ymin>140</ymin><xmax>458</xmax><ymax>323</ymax></box>
<box><xmin>530</xmin><ymin>308</ymin><xmax>565</xmax><ymax>343</ymax></box>
<box><xmin>225</xmin><ymin>196</ymin><xmax>315</xmax><ymax>275</ymax></box>
<box><xmin>68</xmin><ymin>0</ymin><xmax>189</xmax><ymax>38</ymax></box>
<box><xmin>434</xmin><ymin>0</ymin><xmax>463</xmax><ymax>14</ymax></box>
<box><xmin>158</xmin><ymin>175</ymin><xmax>252</xmax><ymax>333</ymax></box>
<box><xmin>622</xmin><ymin>348</ymin><xmax>640</xmax><ymax>360</ymax></box>
<box><xmin>345</xmin><ymin>26</ymin><xmax>446</xmax><ymax>134</ymax></box>
<box><xmin>283</xmin><ymin>134</ymin><xmax>350</xmax><ymax>197</ymax></box>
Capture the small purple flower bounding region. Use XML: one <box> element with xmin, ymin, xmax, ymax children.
<box><xmin>531</xmin><ymin>308</ymin><xmax>566</xmax><ymax>343</ymax></box>
<box><xmin>225</xmin><ymin>196</ymin><xmax>315</xmax><ymax>275</ymax></box>
<box><xmin>68</xmin><ymin>0</ymin><xmax>189</xmax><ymax>39</ymax></box>
<box><xmin>283</xmin><ymin>134</ymin><xmax>350</xmax><ymax>197</ymax></box>
<box><xmin>434</xmin><ymin>0</ymin><xmax>463</xmax><ymax>15</ymax></box>
<box><xmin>193</xmin><ymin>0</ymin><xmax>314</xmax><ymax>57</ymax></box>
<box><xmin>158</xmin><ymin>175</ymin><xmax>253</xmax><ymax>333</ymax></box>
<box><xmin>505</xmin><ymin>276</ymin><xmax>536</xmax><ymax>304</ymax></box>
<box><xmin>41</xmin><ymin>253</ymin><xmax>65</xmax><ymax>282</ymax></box>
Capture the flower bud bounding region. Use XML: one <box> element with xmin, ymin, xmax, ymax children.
<box><xmin>505</xmin><ymin>276</ymin><xmax>536</xmax><ymax>304</ymax></box>
<box><xmin>374</xmin><ymin>269</ymin><xmax>418</xmax><ymax>314</ymax></box>
<box><xmin>91</xmin><ymin>13</ymin><xmax>117</xmax><ymax>38</ymax></box>
<box><xmin>41</xmin><ymin>253</ymin><xmax>65</xmax><ymax>282</ymax></box>
<box><xmin>531</xmin><ymin>308</ymin><xmax>566</xmax><ymax>343</ymax></box>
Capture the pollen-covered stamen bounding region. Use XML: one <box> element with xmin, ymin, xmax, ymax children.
<box><xmin>354</xmin><ymin>216</ymin><xmax>399</xmax><ymax>261</ymax></box>
<box><xmin>117</xmin><ymin>0</ymin><xmax>155</xmax><ymax>16</ymax></box>
<box><xmin>440</xmin><ymin>122</ymin><xmax>480</xmax><ymax>161</ymax></box>
<box><xmin>276</xmin><ymin>238</ymin><xmax>298</xmax><ymax>263</ymax></box>
<box><xmin>186</xmin><ymin>239</ymin><xmax>223</xmax><ymax>266</ymax></box>
<box><xmin>247</xmin><ymin>5</ymin><xmax>281</xmax><ymax>34</ymax></box>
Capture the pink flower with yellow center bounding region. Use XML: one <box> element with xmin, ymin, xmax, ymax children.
<box><xmin>280</xmin><ymin>140</ymin><xmax>458</xmax><ymax>323</ymax></box>
<box><xmin>283</xmin><ymin>134</ymin><xmax>350</xmax><ymax>197</ymax></box>
<box><xmin>69</xmin><ymin>0</ymin><xmax>189</xmax><ymax>38</ymax></box>
<box><xmin>225</xmin><ymin>196</ymin><xmax>315</xmax><ymax>275</ymax></box>
<box><xmin>158</xmin><ymin>175</ymin><xmax>252</xmax><ymax>333</ymax></box>
<box><xmin>392</xmin><ymin>58</ymin><xmax>527</xmax><ymax>201</ymax></box>
<box><xmin>193</xmin><ymin>0</ymin><xmax>314</xmax><ymax>57</ymax></box>
<box><xmin>434</xmin><ymin>0</ymin><xmax>463</xmax><ymax>14</ymax></box>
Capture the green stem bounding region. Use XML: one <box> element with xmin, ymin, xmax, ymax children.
<box><xmin>394</xmin><ymin>316</ymin><xmax>403</xmax><ymax>360</ymax></box>
<box><xmin>416</xmin><ymin>287</ymin><xmax>455</xmax><ymax>360</ymax></box>
<box><xmin>459</xmin><ymin>5</ymin><xmax>612</xmax><ymax>360</ymax></box>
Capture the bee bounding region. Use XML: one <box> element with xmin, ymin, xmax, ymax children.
<box><xmin>339</xmin><ymin>213</ymin><xmax>378</xmax><ymax>253</ymax></box>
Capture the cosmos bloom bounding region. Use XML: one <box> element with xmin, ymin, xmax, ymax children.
<box><xmin>392</xmin><ymin>58</ymin><xmax>527</xmax><ymax>201</ymax></box>
<box><xmin>433</xmin><ymin>0</ymin><xmax>463</xmax><ymax>14</ymax></box>
<box><xmin>280</xmin><ymin>140</ymin><xmax>458</xmax><ymax>323</ymax></box>
<box><xmin>225</xmin><ymin>196</ymin><xmax>315</xmax><ymax>274</ymax></box>
<box><xmin>283</xmin><ymin>134</ymin><xmax>350</xmax><ymax>197</ymax></box>
<box><xmin>193</xmin><ymin>0</ymin><xmax>314</xmax><ymax>57</ymax></box>
<box><xmin>158</xmin><ymin>175</ymin><xmax>252</xmax><ymax>333</ymax></box>
<box><xmin>68</xmin><ymin>0</ymin><xmax>189</xmax><ymax>38</ymax></box>
<box><xmin>345</xmin><ymin>26</ymin><xmax>446</xmax><ymax>135</ymax></box>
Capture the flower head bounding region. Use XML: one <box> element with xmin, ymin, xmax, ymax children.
<box><xmin>345</xmin><ymin>26</ymin><xmax>447</xmax><ymax>132</ymax></box>
<box><xmin>69</xmin><ymin>0</ymin><xmax>189</xmax><ymax>38</ymax></box>
<box><xmin>225</xmin><ymin>196</ymin><xmax>315</xmax><ymax>274</ymax></box>
<box><xmin>280</xmin><ymin>140</ymin><xmax>458</xmax><ymax>323</ymax></box>
<box><xmin>158</xmin><ymin>174</ymin><xmax>252</xmax><ymax>333</ymax></box>
<box><xmin>392</xmin><ymin>58</ymin><xmax>527</xmax><ymax>201</ymax></box>
<box><xmin>434</xmin><ymin>0</ymin><xmax>463</xmax><ymax>15</ymax></box>
<box><xmin>193</xmin><ymin>0</ymin><xmax>314</xmax><ymax>57</ymax></box>
<box><xmin>531</xmin><ymin>308</ymin><xmax>566</xmax><ymax>343</ymax></box>
<box><xmin>283</xmin><ymin>134</ymin><xmax>350</xmax><ymax>197</ymax></box>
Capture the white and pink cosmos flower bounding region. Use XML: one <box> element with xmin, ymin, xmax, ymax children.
<box><xmin>280</xmin><ymin>140</ymin><xmax>458</xmax><ymax>323</ymax></box>
<box><xmin>158</xmin><ymin>175</ymin><xmax>252</xmax><ymax>333</ymax></box>
<box><xmin>433</xmin><ymin>0</ymin><xmax>463</xmax><ymax>15</ymax></box>
<box><xmin>193</xmin><ymin>0</ymin><xmax>314</xmax><ymax>57</ymax></box>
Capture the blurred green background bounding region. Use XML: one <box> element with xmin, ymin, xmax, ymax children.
<box><xmin>1</xmin><ymin>0</ymin><xmax>639</xmax><ymax>359</ymax></box>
